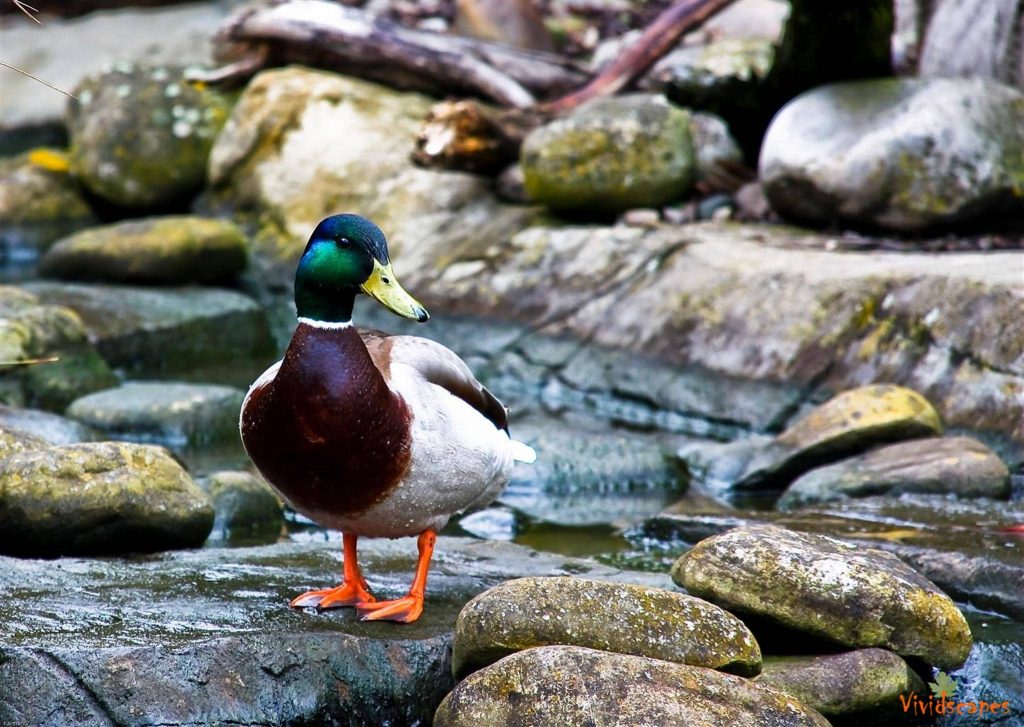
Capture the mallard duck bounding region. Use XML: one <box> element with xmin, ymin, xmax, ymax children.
<box><xmin>240</xmin><ymin>214</ymin><xmax>535</xmax><ymax>623</ymax></box>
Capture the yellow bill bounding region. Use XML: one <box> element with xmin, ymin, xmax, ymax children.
<box><xmin>360</xmin><ymin>259</ymin><xmax>429</xmax><ymax>322</ymax></box>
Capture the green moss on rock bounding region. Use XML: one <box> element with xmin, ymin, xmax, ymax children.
<box><xmin>521</xmin><ymin>94</ymin><xmax>695</xmax><ymax>212</ymax></box>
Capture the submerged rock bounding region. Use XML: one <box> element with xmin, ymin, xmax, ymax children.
<box><xmin>452</xmin><ymin>576</ymin><xmax>760</xmax><ymax>679</ymax></box>
<box><xmin>66</xmin><ymin>381</ymin><xmax>245</xmax><ymax>445</ymax></box>
<box><xmin>760</xmin><ymin>78</ymin><xmax>1024</xmax><ymax>231</ymax></box>
<box><xmin>40</xmin><ymin>216</ymin><xmax>248</xmax><ymax>285</ymax></box>
<box><xmin>436</xmin><ymin>645</ymin><xmax>828</xmax><ymax>727</ymax></box>
<box><xmin>68</xmin><ymin>64</ymin><xmax>231</xmax><ymax>209</ymax></box>
<box><xmin>23</xmin><ymin>282</ymin><xmax>273</xmax><ymax>374</ymax></box>
<box><xmin>735</xmin><ymin>384</ymin><xmax>943</xmax><ymax>490</ymax></box>
<box><xmin>777</xmin><ymin>436</ymin><xmax>1010</xmax><ymax>509</ymax></box>
<box><xmin>672</xmin><ymin>525</ymin><xmax>973</xmax><ymax>668</ymax></box>
<box><xmin>0</xmin><ymin>285</ymin><xmax>117</xmax><ymax>410</ymax></box>
<box><xmin>521</xmin><ymin>94</ymin><xmax>695</xmax><ymax>212</ymax></box>
<box><xmin>201</xmin><ymin>470</ymin><xmax>284</xmax><ymax>544</ymax></box>
<box><xmin>755</xmin><ymin>648</ymin><xmax>926</xmax><ymax>720</ymax></box>
<box><xmin>0</xmin><ymin>150</ymin><xmax>97</xmax><ymax>262</ymax></box>
<box><xmin>500</xmin><ymin>416</ymin><xmax>687</xmax><ymax>526</ymax></box>
<box><xmin>0</xmin><ymin>441</ymin><xmax>213</xmax><ymax>556</ymax></box>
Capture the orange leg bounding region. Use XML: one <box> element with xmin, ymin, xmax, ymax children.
<box><xmin>356</xmin><ymin>530</ymin><xmax>436</xmax><ymax>623</ymax></box>
<box><xmin>290</xmin><ymin>533</ymin><xmax>376</xmax><ymax>609</ymax></box>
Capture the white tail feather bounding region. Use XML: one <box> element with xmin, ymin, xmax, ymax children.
<box><xmin>509</xmin><ymin>439</ymin><xmax>537</xmax><ymax>464</ymax></box>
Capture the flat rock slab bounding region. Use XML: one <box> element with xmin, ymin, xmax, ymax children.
<box><xmin>436</xmin><ymin>645</ymin><xmax>829</xmax><ymax>727</ymax></box>
<box><xmin>0</xmin><ymin>537</ymin><xmax>669</xmax><ymax>725</ymax></box>
<box><xmin>23</xmin><ymin>282</ymin><xmax>273</xmax><ymax>374</ymax></box>
<box><xmin>778</xmin><ymin>436</ymin><xmax>1010</xmax><ymax>509</ymax></box>
<box><xmin>66</xmin><ymin>381</ymin><xmax>245</xmax><ymax>445</ymax></box>
<box><xmin>672</xmin><ymin>525</ymin><xmax>973</xmax><ymax>668</ymax></box>
<box><xmin>0</xmin><ymin>404</ymin><xmax>99</xmax><ymax>446</ymax></box>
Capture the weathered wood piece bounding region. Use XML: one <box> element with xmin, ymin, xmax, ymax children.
<box><xmin>202</xmin><ymin>0</ymin><xmax>587</xmax><ymax>105</ymax></box>
<box><xmin>544</xmin><ymin>0</ymin><xmax>738</xmax><ymax>113</ymax></box>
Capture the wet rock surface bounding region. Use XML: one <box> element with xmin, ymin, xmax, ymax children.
<box><xmin>436</xmin><ymin>645</ymin><xmax>829</xmax><ymax>727</ymax></box>
<box><xmin>778</xmin><ymin>436</ymin><xmax>1010</xmax><ymax>509</ymax></box>
<box><xmin>0</xmin><ymin>150</ymin><xmax>97</xmax><ymax>263</ymax></box>
<box><xmin>672</xmin><ymin>525</ymin><xmax>973</xmax><ymax>668</ymax></box>
<box><xmin>66</xmin><ymin>381</ymin><xmax>245</xmax><ymax>445</ymax></box>
<box><xmin>520</xmin><ymin>94</ymin><xmax>695</xmax><ymax>212</ymax></box>
<box><xmin>68</xmin><ymin>64</ymin><xmax>231</xmax><ymax>209</ymax></box>
<box><xmin>760</xmin><ymin>78</ymin><xmax>1024</xmax><ymax>231</ymax></box>
<box><xmin>0</xmin><ymin>441</ymin><xmax>213</xmax><ymax>557</ymax></box>
<box><xmin>754</xmin><ymin>648</ymin><xmax>926</xmax><ymax>719</ymax></box>
<box><xmin>0</xmin><ymin>538</ymin><xmax>669</xmax><ymax>726</ymax></box>
<box><xmin>40</xmin><ymin>215</ymin><xmax>248</xmax><ymax>285</ymax></box>
<box><xmin>23</xmin><ymin>281</ymin><xmax>274</xmax><ymax>374</ymax></box>
<box><xmin>0</xmin><ymin>404</ymin><xmax>100</xmax><ymax>446</ymax></box>
<box><xmin>452</xmin><ymin>576</ymin><xmax>760</xmax><ymax>679</ymax></box>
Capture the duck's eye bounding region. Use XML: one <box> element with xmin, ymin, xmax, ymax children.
<box><xmin>337</xmin><ymin>237</ymin><xmax>351</xmax><ymax>248</ymax></box>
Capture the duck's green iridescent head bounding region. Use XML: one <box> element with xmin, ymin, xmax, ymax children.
<box><xmin>294</xmin><ymin>214</ymin><xmax>429</xmax><ymax>324</ymax></box>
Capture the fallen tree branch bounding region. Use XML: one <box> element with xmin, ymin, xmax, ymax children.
<box><xmin>203</xmin><ymin>0</ymin><xmax>588</xmax><ymax>106</ymax></box>
<box><xmin>544</xmin><ymin>0</ymin><xmax>737</xmax><ymax>113</ymax></box>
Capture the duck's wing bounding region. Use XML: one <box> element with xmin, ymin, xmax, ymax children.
<box><xmin>360</xmin><ymin>330</ymin><xmax>509</xmax><ymax>433</ymax></box>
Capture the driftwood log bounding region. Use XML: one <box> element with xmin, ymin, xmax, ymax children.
<box><xmin>196</xmin><ymin>0</ymin><xmax>587</xmax><ymax>106</ymax></box>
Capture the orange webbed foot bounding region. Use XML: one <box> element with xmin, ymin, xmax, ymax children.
<box><xmin>290</xmin><ymin>582</ymin><xmax>376</xmax><ymax>610</ymax></box>
<box><xmin>355</xmin><ymin>594</ymin><xmax>424</xmax><ymax>623</ymax></box>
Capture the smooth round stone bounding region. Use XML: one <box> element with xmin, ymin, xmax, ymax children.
<box><xmin>755</xmin><ymin>648</ymin><xmax>926</xmax><ymax>719</ymax></box>
<box><xmin>0</xmin><ymin>404</ymin><xmax>100</xmax><ymax>446</ymax></box>
<box><xmin>521</xmin><ymin>94</ymin><xmax>695</xmax><ymax>212</ymax></box>
<box><xmin>202</xmin><ymin>470</ymin><xmax>283</xmax><ymax>544</ymax></box>
<box><xmin>435</xmin><ymin>645</ymin><xmax>829</xmax><ymax>727</ymax></box>
<box><xmin>760</xmin><ymin>78</ymin><xmax>1024</xmax><ymax>232</ymax></box>
<box><xmin>777</xmin><ymin>436</ymin><xmax>1011</xmax><ymax>509</ymax></box>
<box><xmin>66</xmin><ymin>382</ymin><xmax>245</xmax><ymax>446</ymax></box>
<box><xmin>0</xmin><ymin>441</ymin><xmax>213</xmax><ymax>556</ymax></box>
<box><xmin>736</xmin><ymin>384</ymin><xmax>943</xmax><ymax>489</ymax></box>
<box><xmin>452</xmin><ymin>576</ymin><xmax>761</xmax><ymax>679</ymax></box>
<box><xmin>40</xmin><ymin>216</ymin><xmax>248</xmax><ymax>285</ymax></box>
<box><xmin>68</xmin><ymin>64</ymin><xmax>230</xmax><ymax>209</ymax></box>
<box><xmin>672</xmin><ymin>525</ymin><xmax>973</xmax><ymax>669</ymax></box>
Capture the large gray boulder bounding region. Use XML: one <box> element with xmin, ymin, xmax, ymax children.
<box><xmin>760</xmin><ymin>78</ymin><xmax>1024</xmax><ymax>231</ymax></box>
<box><xmin>521</xmin><ymin>94</ymin><xmax>695</xmax><ymax>212</ymax></box>
<box><xmin>672</xmin><ymin>525</ymin><xmax>973</xmax><ymax>668</ymax></box>
<box><xmin>435</xmin><ymin>645</ymin><xmax>829</xmax><ymax>727</ymax></box>
<box><xmin>0</xmin><ymin>441</ymin><xmax>213</xmax><ymax>556</ymax></box>
<box><xmin>207</xmin><ymin>67</ymin><xmax>535</xmax><ymax>286</ymax></box>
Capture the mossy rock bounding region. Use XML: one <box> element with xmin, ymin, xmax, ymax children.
<box><xmin>777</xmin><ymin>436</ymin><xmax>1010</xmax><ymax>509</ymax></box>
<box><xmin>40</xmin><ymin>216</ymin><xmax>248</xmax><ymax>285</ymax></box>
<box><xmin>671</xmin><ymin>525</ymin><xmax>973</xmax><ymax>669</ymax></box>
<box><xmin>754</xmin><ymin>648</ymin><xmax>926</xmax><ymax>719</ymax></box>
<box><xmin>0</xmin><ymin>285</ymin><xmax>117</xmax><ymax>411</ymax></box>
<box><xmin>0</xmin><ymin>441</ymin><xmax>213</xmax><ymax>556</ymax></box>
<box><xmin>521</xmin><ymin>94</ymin><xmax>695</xmax><ymax>212</ymax></box>
<box><xmin>736</xmin><ymin>384</ymin><xmax>943</xmax><ymax>489</ymax></box>
<box><xmin>0</xmin><ymin>426</ymin><xmax>46</xmax><ymax>461</ymax></box>
<box><xmin>199</xmin><ymin>470</ymin><xmax>284</xmax><ymax>544</ymax></box>
<box><xmin>68</xmin><ymin>64</ymin><xmax>231</xmax><ymax>209</ymax></box>
<box><xmin>452</xmin><ymin>576</ymin><xmax>761</xmax><ymax>679</ymax></box>
<box><xmin>435</xmin><ymin>645</ymin><xmax>829</xmax><ymax>727</ymax></box>
<box><xmin>0</xmin><ymin>149</ymin><xmax>97</xmax><ymax>260</ymax></box>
